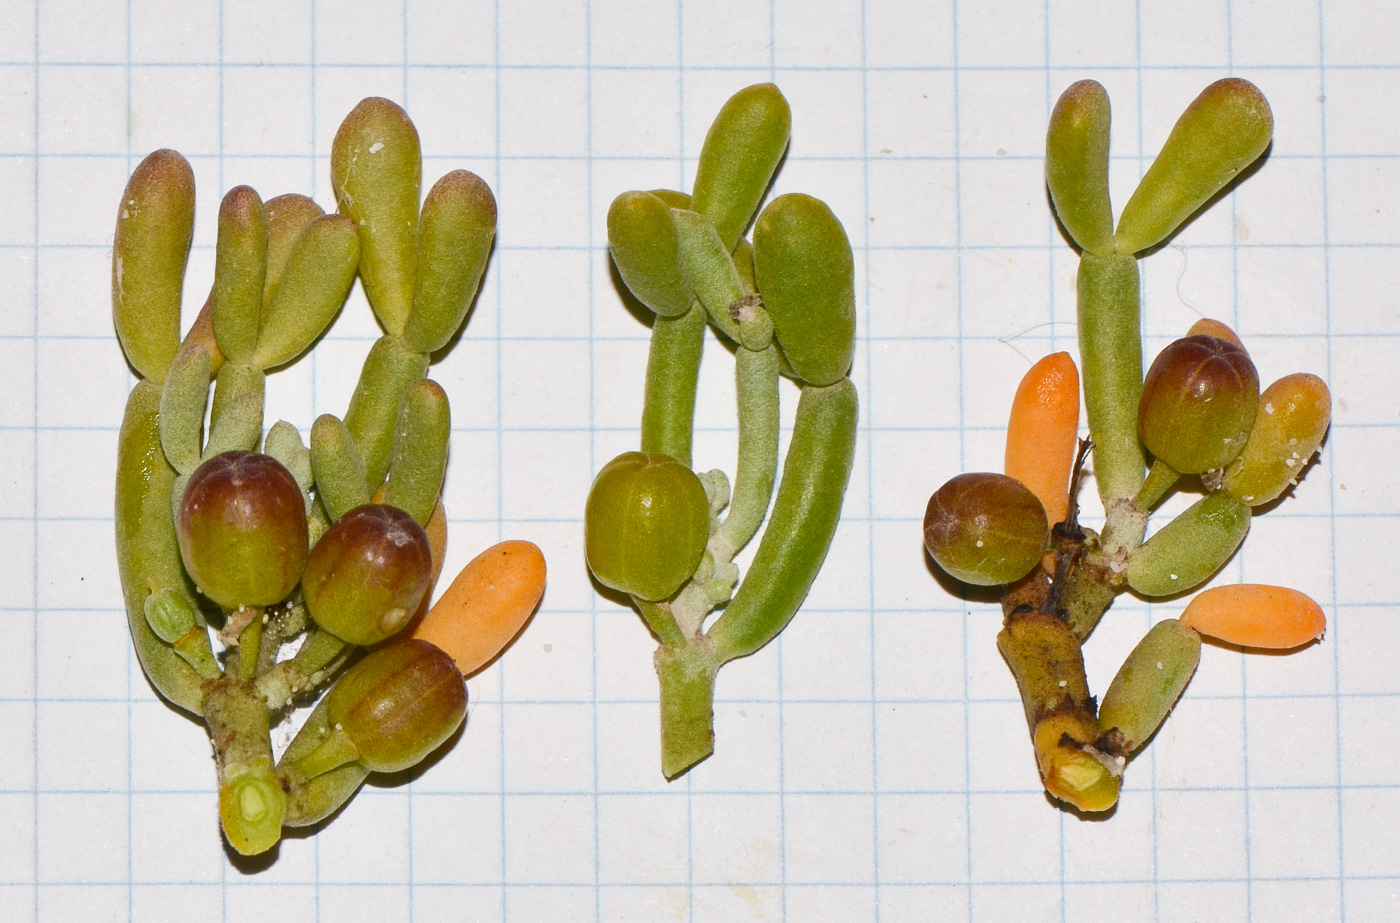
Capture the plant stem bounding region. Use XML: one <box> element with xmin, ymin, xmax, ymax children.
<box><xmin>1077</xmin><ymin>251</ymin><xmax>1145</xmax><ymax>512</ymax></box>
<box><xmin>656</xmin><ymin>641</ymin><xmax>721</xmax><ymax>779</ymax></box>
<box><xmin>640</xmin><ymin>303</ymin><xmax>705</xmax><ymax>467</ymax></box>
<box><xmin>203</xmin><ymin>677</ymin><xmax>284</xmax><ymax>854</ymax></box>
<box><xmin>716</xmin><ymin>344</ymin><xmax>780</xmax><ymax>557</ymax></box>
<box><xmin>635</xmin><ymin>598</ymin><xmax>687</xmax><ymax>649</ymax></box>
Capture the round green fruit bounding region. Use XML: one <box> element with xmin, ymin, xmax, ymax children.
<box><xmin>1139</xmin><ymin>334</ymin><xmax>1259</xmax><ymax>474</ymax></box>
<box><xmin>325</xmin><ymin>640</ymin><xmax>467</xmax><ymax>773</ymax></box>
<box><xmin>177</xmin><ymin>450</ymin><xmax>308</xmax><ymax>610</ymax></box>
<box><xmin>923</xmin><ymin>473</ymin><xmax>1048</xmax><ymax>586</ymax></box>
<box><xmin>302</xmin><ymin>504</ymin><xmax>433</xmax><ymax>646</ymax></box>
<box><xmin>585</xmin><ymin>451</ymin><xmax>710</xmax><ymax>602</ymax></box>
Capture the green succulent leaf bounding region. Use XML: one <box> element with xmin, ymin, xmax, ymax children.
<box><xmin>382</xmin><ymin>379</ymin><xmax>451</xmax><ymax>526</ymax></box>
<box><xmin>211</xmin><ymin>186</ymin><xmax>268</xmax><ymax>367</ymax></box>
<box><xmin>404</xmin><ymin>169</ymin><xmax>497</xmax><ymax>353</ymax></box>
<box><xmin>310</xmin><ymin>413</ymin><xmax>371</xmax><ymax>523</ymax></box>
<box><xmin>1097</xmin><ymin>618</ymin><xmax>1201</xmax><ymax>754</ymax></box>
<box><xmin>113</xmin><ymin>150</ymin><xmax>195</xmax><ymax>382</ymax></box>
<box><xmin>1127</xmin><ymin>491</ymin><xmax>1251</xmax><ymax>597</ymax></box>
<box><xmin>262</xmin><ymin>193</ymin><xmax>326</xmax><ymax>307</ymax></box>
<box><xmin>1046</xmin><ymin>79</ymin><xmax>1114</xmax><ymax>256</ymax></box>
<box><xmin>252</xmin><ymin>214</ymin><xmax>360</xmax><ymax>370</ymax></box>
<box><xmin>608</xmin><ymin>190</ymin><xmax>693</xmax><ymax>318</ymax></box>
<box><xmin>1115</xmin><ymin>78</ymin><xmax>1273</xmax><ymax>254</ymax></box>
<box><xmin>158</xmin><ymin>343</ymin><xmax>212</xmax><ymax>476</ymax></box>
<box><xmin>752</xmin><ymin>193</ymin><xmax>856</xmax><ymax>387</ymax></box>
<box><xmin>689</xmin><ymin>83</ymin><xmax>792</xmax><ymax>252</ymax></box>
<box><xmin>331</xmin><ymin>97</ymin><xmax>422</xmax><ymax>335</ymax></box>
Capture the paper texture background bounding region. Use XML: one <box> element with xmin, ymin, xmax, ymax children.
<box><xmin>1</xmin><ymin>0</ymin><xmax>1395</xmax><ymax>919</ymax></box>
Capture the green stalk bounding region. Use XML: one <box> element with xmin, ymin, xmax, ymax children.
<box><xmin>656</xmin><ymin>641</ymin><xmax>721</xmax><ymax>779</ymax></box>
<box><xmin>203</xmin><ymin>678</ymin><xmax>284</xmax><ymax>855</ymax></box>
<box><xmin>1076</xmin><ymin>250</ymin><xmax>1145</xmax><ymax>547</ymax></box>
<box><xmin>640</xmin><ymin>303</ymin><xmax>705</xmax><ymax>466</ymax></box>
<box><xmin>715</xmin><ymin>345</ymin><xmax>780</xmax><ymax>557</ymax></box>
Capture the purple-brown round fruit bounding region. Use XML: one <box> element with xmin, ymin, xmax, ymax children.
<box><xmin>177</xmin><ymin>450</ymin><xmax>308</xmax><ymax>610</ymax></box>
<box><xmin>923</xmin><ymin>472</ymin><xmax>1048</xmax><ymax>586</ymax></box>
<box><xmin>301</xmin><ymin>504</ymin><xmax>432</xmax><ymax>646</ymax></box>
<box><xmin>325</xmin><ymin>639</ymin><xmax>467</xmax><ymax>773</ymax></box>
<box><xmin>1138</xmin><ymin>334</ymin><xmax>1259</xmax><ymax>474</ymax></box>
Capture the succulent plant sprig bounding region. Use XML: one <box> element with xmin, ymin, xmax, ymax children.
<box><xmin>114</xmin><ymin>100</ymin><xmax>544</xmax><ymax>856</ymax></box>
<box><xmin>586</xmin><ymin>84</ymin><xmax>859</xmax><ymax>779</ymax></box>
<box><xmin>924</xmin><ymin>79</ymin><xmax>1331</xmax><ymax>813</ymax></box>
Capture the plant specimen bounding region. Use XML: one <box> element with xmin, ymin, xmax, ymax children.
<box><xmin>114</xmin><ymin>98</ymin><xmax>544</xmax><ymax>856</ymax></box>
<box><xmin>923</xmin><ymin>79</ymin><xmax>1331</xmax><ymax>812</ymax></box>
<box><xmin>586</xmin><ymin>84</ymin><xmax>859</xmax><ymax>778</ymax></box>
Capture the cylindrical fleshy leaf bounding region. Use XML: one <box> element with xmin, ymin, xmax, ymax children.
<box><xmin>404</xmin><ymin>170</ymin><xmax>497</xmax><ymax>353</ymax></box>
<box><xmin>113</xmin><ymin>150</ymin><xmax>195</xmax><ymax>382</ymax></box>
<box><xmin>311</xmin><ymin>413</ymin><xmax>371</xmax><ymax>523</ymax></box>
<box><xmin>211</xmin><ymin>185</ymin><xmax>268</xmax><ymax>367</ymax></box>
<box><xmin>689</xmin><ymin>83</ymin><xmax>792</xmax><ymax>252</ymax></box>
<box><xmin>708</xmin><ymin>378</ymin><xmax>859</xmax><ymax>663</ymax></box>
<box><xmin>1223</xmin><ymin>373</ymin><xmax>1331</xmax><ymax>506</ymax></box>
<box><xmin>1005</xmin><ymin>352</ymin><xmax>1080</xmax><ymax>526</ymax></box>
<box><xmin>1097</xmin><ymin>618</ymin><xmax>1201</xmax><ymax>753</ymax></box>
<box><xmin>753</xmin><ymin>193</ymin><xmax>856</xmax><ymax>387</ymax></box>
<box><xmin>1046</xmin><ymin>79</ymin><xmax>1114</xmax><ymax>256</ymax></box>
<box><xmin>115</xmin><ymin>382</ymin><xmax>207</xmax><ymax>715</ymax></box>
<box><xmin>262</xmin><ymin>193</ymin><xmax>326</xmax><ymax>307</ymax></box>
<box><xmin>382</xmin><ymin>379</ymin><xmax>450</xmax><ymax>526</ymax></box>
<box><xmin>344</xmin><ymin>335</ymin><xmax>431</xmax><ymax>489</ymax></box>
<box><xmin>253</xmin><ymin>214</ymin><xmax>359</xmax><ymax>370</ymax></box>
<box><xmin>1126</xmin><ymin>491</ymin><xmax>1251</xmax><ymax>597</ymax></box>
<box><xmin>158</xmin><ymin>343</ymin><xmax>212</xmax><ymax>476</ymax></box>
<box><xmin>204</xmin><ymin>364</ymin><xmax>265</xmax><ymax>459</ymax></box>
<box><xmin>607</xmin><ymin>190</ymin><xmax>693</xmax><ymax>318</ymax></box>
<box><xmin>1179</xmin><ymin>584</ymin><xmax>1326</xmax><ymax>649</ymax></box>
<box><xmin>1114</xmin><ymin>79</ymin><xmax>1273</xmax><ymax>254</ymax></box>
<box><xmin>331</xmin><ymin>97</ymin><xmax>422</xmax><ymax>335</ymax></box>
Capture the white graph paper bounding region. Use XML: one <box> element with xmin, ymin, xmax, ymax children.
<box><xmin>1</xmin><ymin>0</ymin><xmax>1395</xmax><ymax>920</ymax></box>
